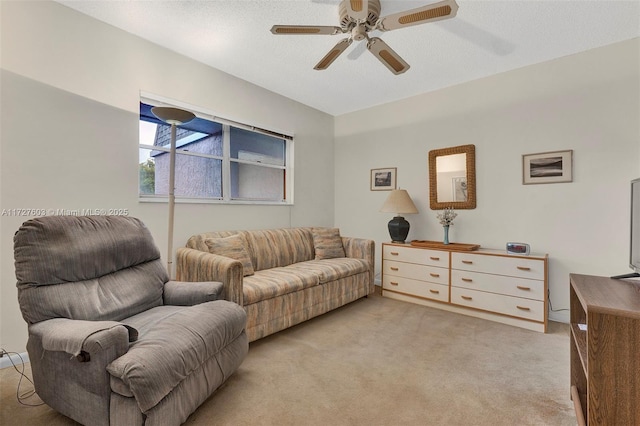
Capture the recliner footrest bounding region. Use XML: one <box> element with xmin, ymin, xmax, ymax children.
<box><xmin>107</xmin><ymin>301</ymin><xmax>246</xmax><ymax>412</ymax></box>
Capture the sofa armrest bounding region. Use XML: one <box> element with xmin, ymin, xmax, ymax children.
<box><xmin>163</xmin><ymin>280</ymin><xmax>224</xmax><ymax>306</ymax></box>
<box><xmin>29</xmin><ymin>318</ymin><xmax>133</xmax><ymax>361</ymax></box>
<box><xmin>342</xmin><ymin>236</ymin><xmax>375</xmax><ymax>294</ymax></box>
<box><xmin>176</xmin><ymin>247</ymin><xmax>244</xmax><ymax>305</ymax></box>
<box><xmin>342</xmin><ymin>236</ymin><xmax>375</xmax><ymax>262</ymax></box>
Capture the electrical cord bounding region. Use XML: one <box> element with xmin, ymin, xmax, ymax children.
<box><xmin>0</xmin><ymin>348</ymin><xmax>44</xmax><ymax>407</ymax></box>
<box><xmin>547</xmin><ymin>289</ymin><xmax>569</xmax><ymax>312</ymax></box>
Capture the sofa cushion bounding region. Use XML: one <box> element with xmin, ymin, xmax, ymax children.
<box><xmin>241</xmin><ymin>228</ymin><xmax>314</xmax><ymax>271</ymax></box>
<box><xmin>186</xmin><ymin>230</ymin><xmax>239</xmax><ymax>253</ymax></box>
<box><xmin>107</xmin><ymin>301</ymin><xmax>247</xmax><ymax>412</ymax></box>
<box><xmin>242</xmin><ymin>267</ymin><xmax>320</xmax><ymax>305</ymax></box>
<box><xmin>204</xmin><ymin>235</ymin><xmax>254</xmax><ymax>276</ymax></box>
<box><xmin>289</xmin><ymin>258</ymin><xmax>370</xmax><ymax>284</ymax></box>
<box><xmin>312</xmin><ymin>228</ymin><xmax>346</xmax><ymax>260</ymax></box>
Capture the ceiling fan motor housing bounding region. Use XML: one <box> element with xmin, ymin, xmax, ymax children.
<box><xmin>351</xmin><ymin>25</ymin><xmax>367</xmax><ymax>41</ymax></box>
<box><xmin>339</xmin><ymin>0</ymin><xmax>381</xmax><ymax>29</ymax></box>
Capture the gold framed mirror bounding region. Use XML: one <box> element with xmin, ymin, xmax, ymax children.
<box><xmin>429</xmin><ymin>144</ymin><xmax>476</xmax><ymax>210</ymax></box>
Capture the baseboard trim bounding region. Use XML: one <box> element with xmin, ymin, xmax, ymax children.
<box><xmin>0</xmin><ymin>351</ymin><xmax>29</xmax><ymax>369</ymax></box>
<box><xmin>548</xmin><ymin>310</ymin><xmax>570</xmax><ymax>324</ymax></box>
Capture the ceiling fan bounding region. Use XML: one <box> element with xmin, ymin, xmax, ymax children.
<box><xmin>270</xmin><ymin>0</ymin><xmax>459</xmax><ymax>75</ymax></box>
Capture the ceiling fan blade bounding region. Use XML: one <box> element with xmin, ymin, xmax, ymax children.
<box><xmin>314</xmin><ymin>38</ymin><xmax>353</xmax><ymax>70</ymax></box>
<box><xmin>345</xmin><ymin>0</ymin><xmax>370</xmax><ymax>23</ymax></box>
<box><xmin>377</xmin><ymin>0</ymin><xmax>459</xmax><ymax>32</ymax></box>
<box><xmin>270</xmin><ymin>25</ymin><xmax>343</xmax><ymax>35</ymax></box>
<box><xmin>367</xmin><ymin>37</ymin><xmax>409</xmax><ymax>75</ymax></box>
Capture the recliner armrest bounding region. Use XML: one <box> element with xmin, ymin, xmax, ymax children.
<box><xmin>163</xmin><ymin>280</ymin><xmax>224</xmax><ymax>306</ymax></box>
<box><xmin>28</xmin><ymin>318</ymin><xmax>134</xmax><ymax>360</ymax></box>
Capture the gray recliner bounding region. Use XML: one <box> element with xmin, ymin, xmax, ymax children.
<box><xmin>14</xmin><ymin>215</ymin><xmax>248</xmax><ymax>426</ymax></box>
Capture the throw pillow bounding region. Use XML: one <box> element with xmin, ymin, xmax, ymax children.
<box><xmin>312</xmin><ymin>228</ymin><xmax>346</xmax><ymax>260</ymax></box>
<box><xmin>204</xmin><ymin>234</ymin><xmax>255</xmax><ymax>276</ymax></box>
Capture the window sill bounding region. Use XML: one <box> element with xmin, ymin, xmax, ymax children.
<box><xmin>138</xmin><ymin>196</ymin><xmax>293</xmax><ymax>206</ymax></box>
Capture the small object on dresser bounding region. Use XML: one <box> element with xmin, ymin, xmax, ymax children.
<box><xmin>410</xmin><ymin>240</ymin><xmax>480</xmax><ymax>251</ymax></box>
<box><xmin>506</xmin><ymin>242</ymin><xmax>530</xmax><ymax>255</ymax></box>
<box><xmin>437</xmin><ymin>207</ymin><xmax>457</xmax><ymax>245</ymax></box>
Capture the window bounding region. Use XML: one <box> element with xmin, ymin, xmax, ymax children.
<box><xmin>139</xmin><ymin>100</ymin><xmax>293</xmax><ymax>203</ymax></box>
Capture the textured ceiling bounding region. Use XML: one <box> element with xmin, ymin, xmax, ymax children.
<box><xmin>56</xmin><ymin>0</ymin><xmax>639</xmax><ymax>116</ymax></box>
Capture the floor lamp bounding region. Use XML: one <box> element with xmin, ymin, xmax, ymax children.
<box><xmin>151</xmin><ymin>106</ymin><xmax>196</xmax><ymax>277</ymax></box>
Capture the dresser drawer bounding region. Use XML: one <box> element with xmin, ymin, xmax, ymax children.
<box><xmin>452</xmin><ymin>252</ymin><xmax>545</xmax><ymax>280</ymax></box>
<box><xmin>383</xmin><ymin>245</ymin><xmax>449</xmax><ymax>268</ymax></box>
<box><xmin>451</xmin><ymin>287</ymin><xmax>545</xmax><ymax>322</ymax></box>
<box><xmin>383</xmin><ymin>275</ymin><xmax>449</xmax><ymax>303</ymax></box>
<box><xmin>451</xmin><ymin>270</ymin><xmax>545</xmax><ymax>301</ymax></box>
<box><xmin>384</xmin><ymin>260</ymin><xmax>449</xmax><ymax>285</ymax></box>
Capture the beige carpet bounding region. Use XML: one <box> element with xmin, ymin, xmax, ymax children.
<box><xmin>1</xmin><ymin>293</ymin><xmax>575</xmax><ymax>425</ymax></box>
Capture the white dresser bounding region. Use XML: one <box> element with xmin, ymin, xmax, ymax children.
<box><xmin>382</xmin><ymin>244</ymin><xmax>449</xmax><ymax>303</ymax></box>
<box><xmin>382</xmin><ymin>243</ymin><xmax>548</xmax><ymax>332</ymax></box>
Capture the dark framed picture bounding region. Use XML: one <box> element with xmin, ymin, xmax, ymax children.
<box><xmin>370</xmin><ymin>167</ymin><xmax>397</xmax><ymax>191</ymax></box>
<box><xmin>523</xmin><ymin>150</ymin><xmax>573</xmax><ymax>185</ymax></box>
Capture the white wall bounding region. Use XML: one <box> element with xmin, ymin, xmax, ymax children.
<box><xmin>1</xmin><ymin>2</ymin><xmax>638</xmax><ymax>355</ymax></box>
<box><xmin>0</xmin><ymin>1</ymin><xmax>335</xmax><ymax>353</ymax></box>
<box><xmin>335</xmin><ymin>39</ymin><xmax>640</xmax><ymax>323</ymax></box>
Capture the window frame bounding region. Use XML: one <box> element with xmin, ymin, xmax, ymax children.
<box><xmin>139</xmin><ymin>94</ymin><xmax>294</xmax><ymax>205</ymax></box>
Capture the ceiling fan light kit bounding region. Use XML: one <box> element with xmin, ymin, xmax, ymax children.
<box><xmin>271</xmin><ymin>0</ymin><xmax>459</xmax><ymax>75</ymax></box>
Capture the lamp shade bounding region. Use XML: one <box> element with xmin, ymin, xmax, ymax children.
<box><xmin>151</xmin><ymin>107</ymin><xmax>196</xmax><ymax>125</ymax></box>
<box><xmin>380</xmin><ymin>189</ymin><xmax>418</xmax><ymax>215</ymax></box>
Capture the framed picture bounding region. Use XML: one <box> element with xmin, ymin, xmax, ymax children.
<box><xmin>371</xmin><ymin>168</ymin><xmax>397</xmax><ymax>191</ymax></box>
<box><xmin>523</xmin><ymin>150</ymin><xmax>573</xmax><ymax>185</ymax></box>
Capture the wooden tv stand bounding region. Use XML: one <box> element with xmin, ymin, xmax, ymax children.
<box><xmin>569</xmin><ymin>274</ymin><xmax>640</xmax><ymax>425</ymax></box>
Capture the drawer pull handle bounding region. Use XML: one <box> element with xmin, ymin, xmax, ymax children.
<box><xmin>390</xmin><ymin>281</ymin><xmax>399</xmax><ymax>286</ymax></box>
<box><xmin>517</xmin><ymin>266</ymin><xmax>531</xmax><ymax>271</ymax></box>
<box><xmin>516</xmin><ymin>305</ymin><xmax>531</xmax><ymax>311</ymax></box>
<box><xmin>461</xmin><ymin>295</ymin><xmax>473</xmax><ymax>301</ymax></box>
<box><xmin>430</xmin><ymin>289</ymin><xmax>440</xmax><ymax>294</ymax></box>
<box><xmin>516</xmin><ymin>285</ymin><xmax>531</xmax><ymax>291</ymax></box>
<box><xmin>430</xmin><ymin>256</ymin><xmax>440</xmax><ymax>261</ymax></box>
<box><xmin>430</xmin><ymin>273</ymin><xmax>440</xmax><ymax>278</ymax></box>
<box><xmin>390</xmin><ymin>267</ymin><xmax>399</xmax><ymax>271</ymax></box>
<box><xmin>390</xmin><ymin>252</ymin><xmax>399</xmax><ymax>256</ymax></box>
<box><xmin>461</xmin><ymin>278</ymin><xmax>473</xmax><ymax>282</ymax></box>
<box><xmin>462</xmin><ymin>260</ymin><xmax>473</xmax><ymax>264</ymax></box>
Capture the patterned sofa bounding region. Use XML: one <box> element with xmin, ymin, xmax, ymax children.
<box><xmin>176</xmin><ymin>227</ymin><xmax>375</xmax><ymax>341</ymax></box>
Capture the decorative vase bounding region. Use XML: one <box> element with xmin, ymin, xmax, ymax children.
<box><xmin>443</xmin><ymin>225</ymin><xmax>450</xmax><ymax>245</ymax></box>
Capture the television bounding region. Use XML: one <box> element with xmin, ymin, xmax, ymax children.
<box><xmin>613</xmin><ymin>177</ymin><xmax>640</xmax><ymax>279</ymax></box>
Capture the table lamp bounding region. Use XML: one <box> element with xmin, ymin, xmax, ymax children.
<box><xmin>380</xmin><ymin>189</ymin><xmax>418</xmax><ymax>243</ymax></box>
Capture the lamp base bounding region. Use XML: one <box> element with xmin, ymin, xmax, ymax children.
<box><xmin>388</xmin><ymin>216</ymin><xmax>410</xmax><ymax>244</ymax></box>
